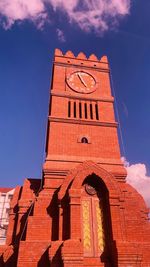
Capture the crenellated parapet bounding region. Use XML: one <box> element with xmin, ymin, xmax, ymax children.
<box><xmin>54</xmin><ymin>48</ymin><xmax>108</xmax><ymax>69</ymax></box>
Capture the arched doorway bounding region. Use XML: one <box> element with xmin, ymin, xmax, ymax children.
<box><xmin>81</xmin><ymin>174</ymin><xmax>113</xmax><ymax>265</ymax></box>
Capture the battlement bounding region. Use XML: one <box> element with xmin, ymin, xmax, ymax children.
<box><xmin>54</xmin><ymin>49</ymin><xmax>109</xmax><ymax>70</ymax></box>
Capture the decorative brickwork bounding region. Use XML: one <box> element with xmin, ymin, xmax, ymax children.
<box><xmin>0</xmin><ymin>49</ymin><xmax>150</xmax><ymax>266</ymax></box>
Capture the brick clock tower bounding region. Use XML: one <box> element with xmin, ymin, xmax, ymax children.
<box><xmin>0</xmin><ymin>49</ymin><xmax>150</xmax><ymax>267</ymax></box>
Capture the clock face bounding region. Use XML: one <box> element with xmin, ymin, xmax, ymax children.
<box><xmin>66</xmin><ymin>71</ymin><xmax>96</xmax><ymax>94</ymax></box>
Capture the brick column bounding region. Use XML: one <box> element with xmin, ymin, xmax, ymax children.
<box><xmin>62</xmin><ymin>239</ymin><xmax>83</xmax><ymax>267</ymax></box>
<box><xmin>61</xmin><ymin>189</ymin><xmax>83</xmax><ymax>266</ymax></box>
<box><xmin>69</xmin><ymin>189</ymin><xmax>81</xmax><ymax>239</ymax></box>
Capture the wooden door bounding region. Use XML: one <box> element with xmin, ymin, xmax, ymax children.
<box><xmin>81</xmin><ymin>196</ymin><xmax>104</xmax><ymax>257</ymax></box>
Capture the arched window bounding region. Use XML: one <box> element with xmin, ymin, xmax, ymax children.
<box><xmin>81</xmin><ymin>137</ymin><xmax>88</xmax><ymax>144</ymax></box>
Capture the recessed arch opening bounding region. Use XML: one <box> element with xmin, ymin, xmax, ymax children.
<box><xmin>81</xmin><ymin>174</ymin><xmax>114</xmax><ymax>264</ymax></box>
<box><xmin>81</xmin><ymin>137</ymin><xmax>88</xmax><ymax>143</ymax></box>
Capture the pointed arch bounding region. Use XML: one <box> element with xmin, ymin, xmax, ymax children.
<box><xmin>58</xmin><ymin>161</ymin><xmax>121</xmax><ymax>201</ymax></box>
<box><xmin>59</xmin><ymin>161</ymin><xmax>118</xmax><ymax>263</ymax></box>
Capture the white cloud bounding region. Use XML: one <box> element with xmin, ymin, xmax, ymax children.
<box><xmin>0</xmin><ymin>0</ymin><xmax>131</xmax><ymax>33</ymax></box>
<box><xmin>122</xmin><ymin>158</ymin><xmax>150</xmax><ymax>208</ymax></box>
<box><xmin>56</xmin><ymin>28</ymin><xmax>66</xmax><ymax>42</ymax></box>
<box><xmin>0</xmin><ymin>0</ymin><xmax>46</xmax><ymax>29</ymax></box>
<box><xmin>49</xmin><ymin>0</ymin><xmax>131</xmax><ymax>33</ymax></box>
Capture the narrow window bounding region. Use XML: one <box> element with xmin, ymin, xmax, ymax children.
<box><xmin>68</xmin><ymin>101</ymin><xmax>71</xmax><ymax>117</ymax></box>
<box><xmin>84</xmin><ymin>103</ymin><xmax>87</xmax><ymax>119</ymax></box>
<box><xmin>79</xmin><ymin>102</ymin><xmax>82</xmax><ymax>118</ymax></box>
<box><xmin>8</xmin><ymin>194</ymin><xmax>13</xmax><ymax>201</ymax></box>
<box><xmin>81</xmin><ymin>137</ymin><xmax>88</xmax><ymax>144</ymax></box>
<box><xmin>74</xmin><ymin>102</ymin><xmax>76</xmax><ymax>118</ymax></box>
<box><xmin>95</xmin><ymin>104</ymin><xmax>99</xmax><ymax>120</ymax></box>
<box><xmin>90</xmin><ymin>104</ymin><xmax>93</xmax><ymax>120</ymax></box>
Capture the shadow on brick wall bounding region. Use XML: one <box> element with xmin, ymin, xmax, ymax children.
<box><xmin>37</xmin><ymin>247</ymin><xmax>51</xmax><ymax>267</ymax></box>
<box><xmin>47</xmin><ymin>188</ymin><xmax>59</xmax><ymax>241</ymax></box>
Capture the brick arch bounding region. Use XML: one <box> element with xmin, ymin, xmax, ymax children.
<box><xmin>58</xmin><ymin>161</ymin><xmax>121</xmax><ymax>200</ymax></box>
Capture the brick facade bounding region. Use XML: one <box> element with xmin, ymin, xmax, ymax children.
<box><xmin>0</xmin><ymin>49</ymin><xmax>150</xmax><ymax>266</ymax></box>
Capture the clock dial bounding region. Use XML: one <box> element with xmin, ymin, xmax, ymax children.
<box><xmin>66</xmin><ymin>71</ymin><xmax>96</xmax><ymax>93</ymax></box>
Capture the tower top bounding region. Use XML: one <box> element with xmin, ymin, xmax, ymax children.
<box><xmin>54</xmin><ymin>48</ymin><xmax>108</xmax><ymax>67</ymax></box>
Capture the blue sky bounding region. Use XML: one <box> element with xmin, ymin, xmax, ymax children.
<box><xmin>0</xmin><ymin>0</ymin><xmax>150</xmax><ymax>206</ymax></box>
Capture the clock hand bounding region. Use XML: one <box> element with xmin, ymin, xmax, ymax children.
<box><xmin>78</xmin><ymin>73</ymin><xmax>87</xmax><ymax>87</ymax></box>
